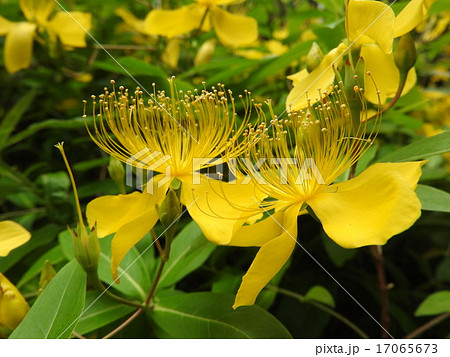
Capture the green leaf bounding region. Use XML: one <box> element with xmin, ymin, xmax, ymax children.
<box><xmin>247</xmin><ymin>41</ymin><xmax>312</xmax><ymax>85</ymax></box>
<box><xmin>75</xmin><ymin>291</ymin><xmax>134</xmax><ymax>335</ymax></box>
<box><xmin>415</xmin><ymin>291</ymin><xmax>450</xmax><ymax>316</ymax></box>
<box><xmin>157</xmin><ymin>221</ymin><xmax>215</xmax><ymax>289</ymax></box>
<box><xmin>415</xmin><ymin>184</ymin><xmax>450</xmax><ymax>213</ymax></box>
<box><xmin>0</xmin><ymin>90</ymin><xmax>36</xmax><ymax>150</ymax></box>
<box><xmin>94</xmin><ymin>57</ymin><xmax>167</xmax><ymax>79</ymax></box>
<box><xmin>10</xmin><ymin>261</ymin><xmax>86</xmax><ymax>339</ymax></box>
<box><xmin>5</xmin><ymin>116</ymin><xmax>91</xmax><ymax>149</ymax></box>
<box><xmin>152</xmin><ymin>292</ymin><xmax>292</xmax><ymax>338</ymax></box>
<box><xmin>322</xmin><ymin>233</ymin><xmax>356</xmax><ymax>267</ymax></box>
<box><xmin>303</xmin><ymin>285</ymin><xmax>335</xmax><ymax>308</ymax></box>
<box><xmin>377</xmin><ymin>131</ymin><xmax>450</xmax><ymax>162</ymax></box>
<box><xmin>59</xmin><ymin>231</ymin><xmax>150</xmax><ymax>300</ymax></box>
<box><xmin>17</xmin><ymin>245</ymin><xmax>66</xmax><ymax>288</ymax></box>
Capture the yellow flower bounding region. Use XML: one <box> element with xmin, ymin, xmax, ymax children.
<box><xmin>0</xmin><ymin>221</ymin><xmax>30</xmax><ymax>331</ymax></box>
<box><xmin>0</xmin><ymin>220</ymin><xmax>31</xmax><ymax>257</ymax></box>
<box><xmin>0</xmin><ymin>0</ymin><xmax>91</xmax><ymax>73</ymax></box>
<box><xmin>230</xmin><ymin>85</ymin><xmax>424</xmax><ymax>308</ymax></box>
<box><xmin>235</xmin><ymin>39</ymin><xmax>289</xmax><ymax>60</ymax></box>
<box><xmin>0</xmin><ymin>274</ymin><xmax>29</xmax><ymax>330</ymax></box>
<box><xmin>286</xmin><ymin>0</ymin><xmax>434</xmax><ymax>110</ymax></box>
<box><xmin>85</xmin><ymin>79</ymin><xmax>264</xmax><ymax>279</ymax></box>
<box><xmin>145</xmin><ymin>0</ymin><xmax>258</xmax><ymax>47</ymax></box>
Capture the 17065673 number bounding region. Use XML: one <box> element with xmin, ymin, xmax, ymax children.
<box><xmin>376</xmin><ymin>344</ymin><xmax>438</xmax><ymax>354</ymax></box>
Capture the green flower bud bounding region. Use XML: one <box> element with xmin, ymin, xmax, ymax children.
<box><xmin>305</xmin><ymin>42</ymin><xmax>324</xmax><ymax>73</ymax></box>
<box><xmin>108</xmin><ymin>156</ymin><xmax>126</xmax><ymax>193</ymax></box>
<box><xmin>394</xmin><ymin>33</ymin><xmax>417</xmax><ymax>78</ymax></box>
<box><xmin>69</xmin><ymin>223</ymin><xmax>100</xmax><ymax>275</ymax></box>
<box><xmin>38</xmin><ymin>260</ymin><xmax>56</xmax><ymax>295</ymax></box>
<box><xmin>157</xmin><ymin>188</ymin><xmax>182</xmax><ymax>260</ymax></box>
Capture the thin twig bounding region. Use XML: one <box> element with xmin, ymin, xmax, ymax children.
<box><xmin>151</xmin><ymin>229</ymin><xmax>165</xmax><ymax>258</ymax></box>
<box><xmin>367</xmin><ymin>79</ymin><xmax>406</xmax><ymax>121</ymax></box>
<box><xmin>405</xmin><ymin>312</ymin><xmax>450</xmax><ymax>339</ymax></box>
<box><xmin>266</xmin><ymin>285</ymin><xmax>369</xmax><ymax>338</ymax></box>
<box><xmin>371</xmin><ymin>245</ymin><xmax>390</xmax><ymax>338</ymax></box>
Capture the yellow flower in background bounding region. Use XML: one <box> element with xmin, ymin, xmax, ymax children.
<box><xmin>0</xmin><ymin>221</ymin><xmax>30</xmax><ymax>331</ymax></box>
<box><xmin>0</xmin><ymin>220</ymin><xmax>31</xmax><ymax>257</ymax></box>
<box><xmin>85</xmin><ymin>79</ymin><xmax>264</xmax><ymax>279</ymax></box>
<box><xmin>0</xmin><ymin>274</ymin><xmax>29</xmax><ymax>330</ymax></box>
<box><xmin>0</xmin><ymin>0</ymin><xmax>91</xmax><ymax>73</ymax></box>
<box><xmin>145</xmin><ymin>0</ymin><xmax>258</xmax><ymax>47</ymax></box>
<box><xmin>286</xmin><ymin>0</ymin><xmax>435</xmax><ymax>111</ymax></box>
<box><xmin>230</xmin><ymin>85</ymin><xmax>424</xmax><ymax>308</ymax></box>
<box><xmin>235</xmin><ymin>39</ymin><xmax>288</xmax><ymax>60</ymax></box>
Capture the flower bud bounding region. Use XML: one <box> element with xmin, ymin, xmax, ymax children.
<box><xmin>157</xmin><ymin>188</ymin><xmax>182</xmax><ymax>259</ymax></box>
<box><xmin>0</xmin><ymin>273</ymin><xmax>29</xmax><ymax>330</ymax></box>
<box><xmin>194</xmin><ymin>39</ymin><xmax>216</xmax><ymax>66</ymax></box>
<box><xmin>69</xmin><ymin>223</ymin><xmax>100</xmax><ymax>275</ymax></box>
<box><xmin>394</xmin><ymin>33</ymin><xmax>417</xmax><ymax>77</ymax></box>
<box><xmin>38</xmin><ymin>260</ymin><xmax>56</xmax><ymax>295</ymax></box>
<box><xmin>305</xmin><ymin>42</ymin><xmax>324</xmax><ymax>73</ymax></box>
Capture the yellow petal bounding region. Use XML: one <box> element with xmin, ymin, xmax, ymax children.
<box><xmin>20</xmin><ymin>0</ymin><xmax>55</xmax><ymax>24</ymax></box>
<box><xmin>371</xmin><ymin>161</ymin><xmax>426</xmax><ymax>189</ymax></box>
<box><xmin>286</xmin><ymin>68</ymin><xmax>309</xmax><ymax>86</ymax></box>
<box><xmin>194</xmin><ymin>39</ymin><xmax>216</xmax><ymax>66</ymax></box>
<box><xmin>362</xmin><ymin>43</ymin><xmax>417</xmax><ymax>104</ymax></box>
<box><xmin>233</xmin><ymin>203</ymin><xmax>301</xmax><ymax>308</ymax></box>
<box><xmin>145</xmin><ymin>4</ymin><xmax>204</xmax><ymax>38</ymax></box>
<box><xmin>4</xmin><ymin>22</ymin><xmax>36</xmax><ymax>73</ymax></box>
<box><xmin>228</xmin><ymin>209</ymin><xmax>286</xmax><ymax>247</ymax></box>
<box><xmin>86</xmin><ymin>178</ymin><xmax>168</xmax><ymax>238</ymax></box>
<box><xmin>346</xmin><ymin>0</ymin><xmax>395</xmax><ymax>54</ymax></box>
<box><xmin>0</xmin><ymin>16</ymin><xmax>14</xmax><ymax>36</ymax></box>
<box><xmin>307</xmin><ymin>163</ymin><xmax>422</xmax><ymax>249</ymax></box>
<box><xmin>286</xmin><ymin>43</ymin><xmax>347</xmax><ymax>111</ymax></box>
<box><xmin>46</xmin><ymin>12</ymin><xmax>92</xmax><ymax>48</ymax></box>
<box><xmin>180</xmin><ymin>175</ymin><xmax>265</xmax><ymax>245</ymax></box>
<box><xmin>162</xmin><ymin>38</ymin><xmax>182</xmax><ymax>69</ymax></box>
<box><xmin>266</xmin><ymin>40</ymin><xmax>288</xmax><ymax>56</ymax></box>
<box><xmin>110</xmin><ymin>203</ymin><xmax>159</xmax><ymax>280</ymax></box>
<box><xmin>0</xmin><ymin>220</ymin><xmax>31</xmax><ymax>256</ymax></box>
<box><xmin>115</xmin><ymin>8</ymin><xmax>146</xmax><ymax>34</ymax></box>
<box><xmin>0</xmin><ymin>274</ymin><xmax>29</xmax><ymax>330</ymax></box>
<box><xmin>196</xmin><ymin>0</ymin><xmax>239</xmax><ymax>5</ymax></box>
<box><xmin>209</xmin><ymin>6</ymin><xmax>258</xmax><ymax>47</ymax></box>
<box><xmin>394</xmin><ymin>0</ymin><xmax>436</xmax><ymax>38</ymax></box>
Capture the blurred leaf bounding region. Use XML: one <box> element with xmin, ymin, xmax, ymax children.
<box><xmin>94</xmin><ymin>57</ymin><xmax>167</xmax><ymax>79</ymax></box>
<box><xmin>246</xmin><ymin>41</ymin><xmax>312</xmax><ymax>85</ymax></box>
<box><xmin>0</xmin><ymin>224</ymin><xmax>60</xmax><ymax>273</ymax></box>
<box><xmin>152</xmin><ymin>292</ymin><xmax>292</xmax><ymax>338</ymax></box>
<box><xmin>6</xmin><ymin>117</ymin><xmax>91</xmax><ymax>148</ymax></box>
<box><xmin>415</xmin><ymin>291</ymin><xmax>450</xmax><ymax>316</ymax></box>
<box><xmin>10</xmin><ymin>261</ymin><xmax>86</xmax><ymax>339</ymax></box>
<box><xmin>415</xmin><ymin>184</ymin><xmax>450</xmax><ymax>213</ymax></box>
<box><xmin>157</xmin><ymin>221</ymin><xmax>215</xmax><ymax>289</ymax></box>
<box><xmin>17</xmin><ymin>245</ymin><xmax>66</xmax><ymax>288</ymax></box>
<box><xmin>59</xmin><ymin>230</ymin><xmax>150</xmax><ymax>300</ymax></box>
<box><xmin>303</xmin><ymin>285</ymin><xmax>335</xmax><ymax>308</ymax></box>
<box><xmin>75</xmin><ymin>291</ymin><xmax>134</xmax><ymax>335</ymax></box>
<box><xmin>0</xmin><ymin>90</ymin><xmax>36</xmax><ymax>150</ymax></box>
<box><xmin>322</xmin><ymin>234</ymin><xmax>356</xmax><ymax>267</ymax></box>
<box><xmin>36</xmin><ymin>172</ymin><xmax>70</xmax><ymax>199</ymax></box>
<box><xmin>355</xmin><ymin>145</ymin><xmax>378</xmax><ymax>176</ymax></box>
<box><xmin>377</xmin><ymin>131</ymin><xmax>450</xmax><ymax>162</ymax></box>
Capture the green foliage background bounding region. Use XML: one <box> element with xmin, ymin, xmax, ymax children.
<box><xmin>0</xmin><ymin>0</ymin><xmax>449</xmax><ymax>338</ymax></box>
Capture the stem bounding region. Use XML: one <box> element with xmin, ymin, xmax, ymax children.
<box><xmin>370</xmin><ymin>245</ymin><xmax>390</xmax><ymax>338</ymax></box>
<box><xmin>72</xmin><ymin>330</ymin><xmax>87</xmax><ymax>339</ymax></box>
<box><xmin>193</xmin><ymin>8</ymin><xmax>209</xmax><ymax>37</ymax></box>
<box><xmin>102</xmin><ymin>259</ymin><xmax>166</xmax><ymax>339</ymax></box>
<box><xmin>405</xmin><ymin>312</ymin><xmax>450</xmax><ymax>339</ymax></box>
<box><xmin>367</xmin><ymin>76</ymin><xmax>406</xmax><ymax>121</ymax></box>
<box><xmin>151</xmin><ymin>229</ymin><xmax>165</xmax><ymax>258</ymax></box>
<box><xmin>89</xmin><ymin>273</ymin><xmax>143</xmax><ymax>308</ymax></box>
<box><xmin>93</xmin><ymin>44</ymin><xmax>157</xmax><ymax>51</ymax></box>
<box><xmin>102</xmin><ymin>307</ymin><xmax>143</xmax><ymax>339</ymax></box>
<box><xmin>266</xmin><ymin>285</ymin><xmax>369</xmax><ymax>339</ymax></box>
